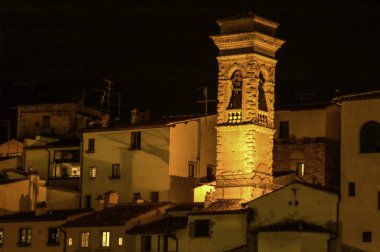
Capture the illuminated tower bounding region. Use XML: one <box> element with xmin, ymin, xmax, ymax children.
<box><xmin>210</xmin><ymin>13</ymin><xmax>285</xmax><ymax>201</ymax></box>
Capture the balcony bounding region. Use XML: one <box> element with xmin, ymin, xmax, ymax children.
<box><xmin>253</xmin><ymin>112</ymin><xmax>273</xmax><ymax>128</ymax></box>
<box><xmin>227</xmin><ymin>111</ymin><xmax>242</xmax><ymax>124</ymax></box>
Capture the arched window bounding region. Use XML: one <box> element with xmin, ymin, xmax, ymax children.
<box><xmin>227</xmin><ymin>70</ymin><xmax>242</xmax><ymax>110</ymax></box>
<box><xmin>258</xmin><ymin>72</ymin><xmax>268</xmax><ymax>111</ymax></box>
<box><xmin>360</xmin><ymin>121</ymin><xmax>380</xmax><ymax>153</ymax></box>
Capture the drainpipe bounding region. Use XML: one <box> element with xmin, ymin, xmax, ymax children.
<box><xmin>61</xmin><ymin>228</ymin><xmax>67</xmax><ymax>252</ymax></box>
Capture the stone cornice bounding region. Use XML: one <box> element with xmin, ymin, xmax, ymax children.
<box><xmin>211</xmin><ymin>31</ymin><xmax>285</xmax><ymax>52</ymax></box>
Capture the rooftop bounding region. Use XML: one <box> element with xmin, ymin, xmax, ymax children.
<box><xmin>63</xmin><ymin>203</ymin><xmax>170</xmax><ymax>228</ymax></box>
<box><xmin>0</xmin><ymin>208</ymin><xmax>91</xmax><ymax>223</ymax></box>
<box><xmin>190</xmin><ymin>199</ymin><xmax>246</xmax><ymax>215</ymax></box>
<box><xmin>126</xmin><ymin>216</ymin><xmax>188</xmax><ymax>234</ymax></box>
<box><xmin>252</xmin><ymin>220</ymin><xmax>332</xmax><ymax>233</ymax></box>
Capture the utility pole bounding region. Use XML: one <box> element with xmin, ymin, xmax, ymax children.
<box><xmin>196</xmin><ymin>86</ymin><xmax>217</xmax><ymax>116</ymax></box>
<box><xmin>102</xmin><ymin>79</ymin><xmax>114</xmax><ymax>115</ymax></box>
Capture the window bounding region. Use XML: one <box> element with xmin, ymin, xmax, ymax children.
<box><xmin>360</xmin><ymin>121</ymin><xmax>380</xmax><ymax>153</ymax></box>
<box><xmin>258</xmin><ymin>72</ymin><xmax>268</xmax><ymax>112</ymax></box>
<box><xmin>111</xmin><ymin>164</ymin><xmax>120</xmax><ymax>178</ymax></box>
<box><xmin>150</xmin><ymin>192</ymin><xmax>159</xmax><ymax>203</ymax></box>
<box><xmin>18</xmin><ymin>228</ymin><xmax>32</xmax><ymax>246</ymax></box>
<box><xmin>279</xmin><ymin>121</ymin><xmax>289</xmax><ymax>139</ymax></box>
<box><xmin>130</xmin><ymin>131</ymin><xmax>141</xmax><ymax>150</ymax></box>
<box><xmin>227</xmin><ymin>70</ymin><xmax>242</xmax><ymax>110</ymax></box>
<box><xmin>141</xmin><ymin>235</ymin><xmax>151</xmax><ymax>252</ymax></box>
<box><xmin>101</xmin><ymin>231</ymin><xmax>110</xmax><ymax>247</ymax></box>
<box><xmin>363</xmin><ymin>231</ymin><xmax>372</xmax><ymax>243</ymax></box>
<box><xmin>0</xmin><ymin>229</ymin><xmax>3</xmax><ymax>247</ymax></box>
<box><xmin>80</xmin><ymin>232</ymin><xmax>90</xmax><ymax>247</ymax></box>
<box><xmin>191</xmin><ymin>219</ymin><xmax>212</xmax><ymax>238</ymax></box>
<box><xmin>158</xmin><ymin>235</ymin><xmax>168</xmax><ymax>252</ymax></box>
<box><xmin>48</xmin><ymin>227</ymin><xmax>60</xmax><ymax>246</ymax></box>
<box><xmin>296</xmin><ymin>162</ymin><xmax>305</xmax><ymax>176</ymax></box>
<box><xmin>188</xmin><ymin>162</ymin><xmax>196</xmax><ymax>178</ymax></box>
<box><xmin>118</xmin><ymin>237</ymin><xmax>123</xmax><ymax>246</ymax></box>
<box><xmin>207</xmin><ymin>165</ymin><xmax>215</xmax><ymax>182</ymax></box>
<box><xmin>348</xmin><ymin>182</ymin><xmax>356</xmax><ymax>197</ymax></box>
<box><xmin>87</xmin><ymin>139</ymin><xmax>95</xmax><ymax>153</ymax></box>
<box><xmin>89</xmin><ymin>166</ymin><xmax>96</xmax><ymax>179</ymax></box>
<box><xmin>67</xmin><ymin>237</ymin><xmax>73</xmax><ymax>246</ymax></box>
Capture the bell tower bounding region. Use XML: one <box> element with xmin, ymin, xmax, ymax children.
<box><xmin>211</xmin><ymin>13</ymin><xmax>285</xmax><ymax>201</ymax></box>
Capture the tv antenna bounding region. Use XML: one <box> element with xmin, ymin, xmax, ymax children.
<box><xmin>102</xmin><ymin>79</ymin><xmax>114</xmax><ymax>115</ymax></box>
<box><xmin>195</xmin><ymin>86</ymin><xmax>216</xmax><ymax>116</ymax></box>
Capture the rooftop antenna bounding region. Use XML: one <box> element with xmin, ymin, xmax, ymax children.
<box><xmin>196</xmin><ymin>86</ymin><xmax>216</xmax><ymax>116</ymax></box>
<box><xmin>102</xmin><ymin>79</ymin><xmax>114</xmax><ymax>115</ymax></box>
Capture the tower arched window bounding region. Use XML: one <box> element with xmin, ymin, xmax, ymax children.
<box><xmin>227</xmin><ymin>70</ymin><xmax>242</xmax><ymax>110</ymax></box>
<box><xmin>258</xmin><ymin>72</ymin><xmax>268</xmax><ymax>111</ymax></box>
<box><xmin>360</xmin><ymin>121</ymin><xmax>380</xmax><ymax>153</ymax></box>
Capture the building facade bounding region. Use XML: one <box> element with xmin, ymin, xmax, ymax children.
<box><xmin>337</xmin><ymin>91</ymin><xmax>380</xmax><ymax>251</ymax></box>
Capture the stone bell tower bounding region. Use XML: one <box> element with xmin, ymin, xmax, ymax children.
<box><xmin>210</xmin><ymin>13</ymin><xmax>285</xmax><ymax>201</ymax></box>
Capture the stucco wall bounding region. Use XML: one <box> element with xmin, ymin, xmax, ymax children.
<box><xmin>46</xmin><ymin>188</ymin><xmax>80</xmax><ymax>210</ymax></box>
<box><xmin>183</xmin><ymin>213</ymin><xmax>247</xmax><ymax>252</ymax></box>
<box><xmin>24</xmin><ymin>149</ymin><xmax>49</xmax><ymax>179</ymax></box>
<box><xmin>340</xmin><ymin>99</ymin><xmax>380</xmax><ymax>251</ymax></box>
<box><xmin>82</xmin><ymin>127</ymin><xmax>170</xmax><ymax>206</ymax></box>
<box><xmin>0</xmin><ymin>220</ymin><xmax>65</xmax><ymax>252</ymax></box>
<box><xmin>248</xmin><ymin>183</ymin><xmax>337</xmax><ymax>229</ymax></box>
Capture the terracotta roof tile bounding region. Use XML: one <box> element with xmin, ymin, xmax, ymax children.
<box><xmin>252</xmin><ymin>220</ymin><xmax>332</xmax><ymax>233</ymax></box>
<box><xmin>126</xmin><ymin>217</ymin><xmax>188</xmax><ymax>234</ymax></box>
<box><xmin>63</xmin><ymin>203</ymin><xmax>169</xmax><ymax>228</ymax></box>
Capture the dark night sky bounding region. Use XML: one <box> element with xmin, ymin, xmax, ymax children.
<box><xmin>1</xmin><ymin>0</ymin><xmax>380</xmax><ymax>120</ymax></box>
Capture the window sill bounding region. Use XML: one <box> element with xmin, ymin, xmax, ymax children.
<box><xmin>17</xmin><ymin>243</ymin><xmax>31</xmax><ymax>247</ymax></box>
<box><xmin>128</xmin><ymin>147</ymin><xmax>141</xmax><ymax>151</ymax></box>
<box><xmin>109</xmin><ymin>176</ymin><xmax>121</xmax><ymax>180</ymax></box>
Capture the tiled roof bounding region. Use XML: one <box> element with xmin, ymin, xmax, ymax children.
<box><xmin>63</xmin><ymin>203</ymin><xmax>170</xmax><ymax>228</ymax></box>
<box><xmin>126</xmin><ymin>216</ymin><xmax>188</xmax><ymax>234</ymax></box>
<box><xmin>190</xmin><ymin>199</ymin><xmax>247</xmax><ymax>215</ymax></box>
<box><xmin>252</xmin><ymin>220</ymin><xmax>332</xmax><ymax>233</ymax></box>
<box><xmin>166</xmin><ymin>202</ymin><xmax>204</xmax><ymax>212</ymax></box>
<box><xmin>333</xmin><ymin>89</ymin><xmax>380</xmax><ymax>103</ymax></box>
<box><xmin>0</xmin><ymin>208</ymin><xmax>91</xmax><ymax>223</ymax></box>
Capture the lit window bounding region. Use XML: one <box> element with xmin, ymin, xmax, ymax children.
<box><xmin>158</xmin><ymin>235</ymin><xmax>168</xmax><ymax>252</ymax></box>
<box><xmin>67</xmin><ymin>237</ymin><xmax>73</xmax><ymax>246</ymax></box>
<box><xmin>348</xmin><ymin>182</ymin><xmax>356</xmax><ymax>197</ymax></box>
<box><xmin>87</xmin><ymin>139</ymin><xmax>95</xmax><ymax>153</ymax></box>
<box><xmin>188</xmin><ymin>162</ymin><xmax>196</xmax><ymax>178</ymax></box>
<box><xmin>0</xmin><ymin>229</ymin><xmax>3</xmax><ymax>247</ymax></box>
<box><xmin>360</xmin><ymin>121</ymin><xmax>380</xmax><ymax>153</ymax></box>
<box><xmin>118</xmin><ymin>237</ymin><xmax>123</xmax><ymax>246</ymax></box>
<box><xmin>363</xmin><ymin>231</ymin><xmax>372</xmax><ymax>243</ymax></box>
<box><xmin>141</xmin><ymin>236</ymin><xmax>151</xmax><ymax>252</ymax></box>
<box><xmin>80</xmin><ymin>232</ymin><xmax>90</xmax><ymax>248</ymax></box>
<box><xmin>130</xmin><ymin>132</ymin><xmax>141</xmax><ymax>150</ymax></box>
<box><xmin>111</xmin><ymin>164</ymin><xmax>120</xmax><ymax>178</ymax></box>
<box><xmin>18</xmin><ymin>228</ymin><xmax>32</xmax><ymax>246</ymax></box>
<box><xmin>150</xmin><ymin>192</ymin><xmax>159</xmax><ymax>203</ymax></box>
<box><xmin>89</xmin><ymin>167</ymin><xmax>96</xmax><ymax>179</ymax></box>
<box><xmin>296</xmin><ymin>163</ymin><xmax>304</xmax><ymax>176</ymax></box>
<box><xmin>48</xmin><ymin>227</ymin><xmax>60</xmax><ymax>246</ymax></box>
<box><xmin>101</xmin><ymin>231</ymin><xmax>110</xmax><ymax>247</ymax></box>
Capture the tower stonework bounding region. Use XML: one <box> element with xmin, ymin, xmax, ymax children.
<box><xmin>211</xmin><ymin>14</ymin><xmax>285</xmax><ymax>201</ymax></box>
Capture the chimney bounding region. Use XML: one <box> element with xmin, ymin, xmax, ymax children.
<box><xmin>35</xmin><ymin>201</ymin><xmax>48</xmax><ymax>216</ymax></box>
<box><xmin>131</xmin><ymin>108</ymin><xmax>151</xmax><ymax>125</ymax></box>
<box><xmin>131</xmin><ymin>108</ymin><xmax>140</xmax><ymax>125</ymax></box>
<box><xmin>94</xmin><ymin>195</ymin><xmax>104</xmax><ymax>211</ymax></box>
<box><xmin>101</xmin><ymin>114</ymin><xmax>110</xmax><ymax>128</ymax></box>
<box><xmin>104</xmin><ymin>191</ymin><xmax>119</xmax><ymax>208</ymax></box>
